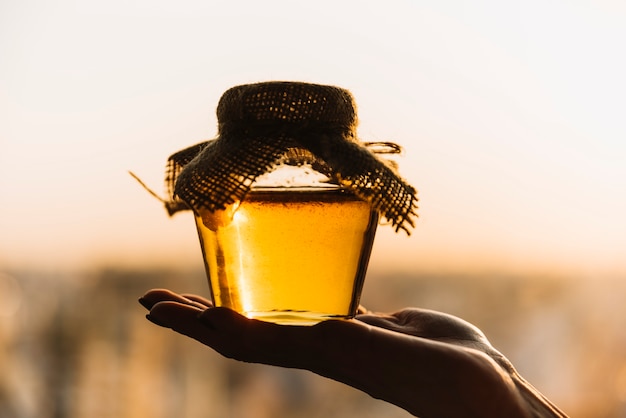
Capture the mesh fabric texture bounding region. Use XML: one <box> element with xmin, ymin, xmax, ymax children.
<box><xmin>165</xmin><ymin>81</ymin><xmax>418</xmax><ymax>233</ymax></box>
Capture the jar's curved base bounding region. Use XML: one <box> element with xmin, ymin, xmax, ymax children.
<box><xmin>244</xmin><ymin>310</ymin><xmax>354</xmax><ymax>325</ymax></box>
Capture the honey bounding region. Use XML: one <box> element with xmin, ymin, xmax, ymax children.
<box><xmin>195</xmin><ymin>187</ymin><xmax>378</xmax><ymax>325</ymax></box>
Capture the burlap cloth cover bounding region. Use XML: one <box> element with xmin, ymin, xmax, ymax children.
<box><xmin>164</xmin><ymin>81</ymin><xmax>418</xmax><ymax>233</ymax></box>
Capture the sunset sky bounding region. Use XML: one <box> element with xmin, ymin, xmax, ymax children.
<box><xmin>1</xmin><ymin>0</ymin><xmax>625</xmax><ymax>279</ymax></box>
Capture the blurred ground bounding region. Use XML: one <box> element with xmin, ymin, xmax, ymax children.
<box><xmin>1</xmin><ymin>268</ymin><xmax>626</xmax><ymax>418</ymax></box>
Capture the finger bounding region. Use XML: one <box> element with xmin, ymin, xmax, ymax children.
<box><xmin>355</xmin><ymin>313</ymin><xmax>405</xmax><ymax>332</ymax></box>
<box><xmin>139</xmin><ymin>289</ymin><xmax>209</xmax><ymax>311</ymax></box>
<box><xmin>356</xmin><ymin>310</ymin><xmax>465</xmax><ymax>340</ymax></box>
<box><xmin>147</xmin><ymin>301</ymin><xmax>211</xmax><ymax>341</ymax></box>
<box><xmin>146</xmin><ymin>302</ymin><xmax>307</xmax><ymax>368</ymax></box>
<box><xmin>181</xmin><ymin>293</ymin><xmax>213</xmax><ymax>307</ymax></box>
<box><xmin>358</xmin><ymin>309</ymin><xmax>492</xmax><ymax>349</ymax></box>
<box><xmin>196</xmin><ymin>308</ymin><xmax>317</xmax><ymax>367</ymax></box>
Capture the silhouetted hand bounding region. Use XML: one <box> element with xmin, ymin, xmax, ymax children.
<box><xmin>139</xmin><ymin>289</ymin><xmax>567</xmax><ymax>418</ymax></box>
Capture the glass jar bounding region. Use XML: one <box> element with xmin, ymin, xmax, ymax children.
<box><xmin>194</xmin><ymin>163</ymin><xmax>378</xmax><ymax>325</ymax></box>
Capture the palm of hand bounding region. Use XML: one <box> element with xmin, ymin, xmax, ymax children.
<box><xmin>140</xmin><ymin>290</ymin><xmax>566</xmax><ymax>418</ymax></box>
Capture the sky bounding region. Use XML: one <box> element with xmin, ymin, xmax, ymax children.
<box><xmin>1</xmin><ymin>0</ymin><xmax>625</xmax><ymax>278</ymax></box>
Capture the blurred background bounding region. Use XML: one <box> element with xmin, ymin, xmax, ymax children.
<box><xmin>1</xmin><ymin>0</ymin><xmax>625</xmax><ymax>417</ymax></box>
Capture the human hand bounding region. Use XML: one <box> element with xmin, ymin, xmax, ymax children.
<box><xmin>139</xmin><ymin>289</ymin><xmax>566</xmax><ymax>418</ymax></box>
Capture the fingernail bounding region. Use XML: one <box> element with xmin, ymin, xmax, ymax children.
<box><xmin>146</xmin><ymin>314</ymin><xmax>167</xmax><ymax>328</ymax></box>
<box><xmin>138</xmin><ymin>297</ymin><xmax>152</xmax><ymax>310</ymax></box>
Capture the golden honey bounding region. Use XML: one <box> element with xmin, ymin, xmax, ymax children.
<box><xmin>195</xmin><ymin>187</ymin><xmax>378</xmax><ymax>325</ymax></box>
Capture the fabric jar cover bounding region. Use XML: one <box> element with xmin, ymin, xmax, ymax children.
<box><xmin>164</xmin><ymin>81</ymin><xmax>418</xmax><ymax>233</ymax></box>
